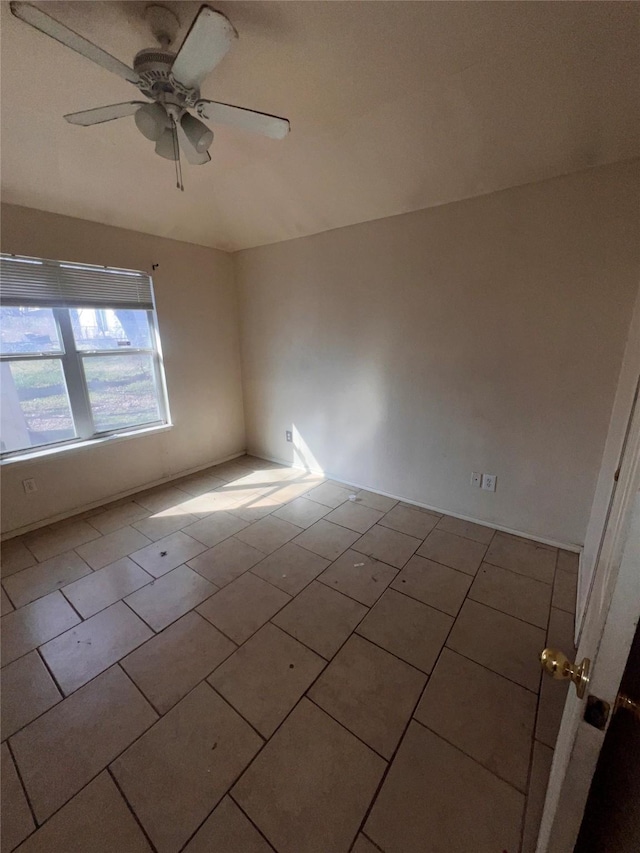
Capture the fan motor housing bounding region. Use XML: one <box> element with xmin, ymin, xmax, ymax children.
<box><xmin>133</xmin><ymin>48</ymin><xmax>199</xmax><ymax>105</ymax></box>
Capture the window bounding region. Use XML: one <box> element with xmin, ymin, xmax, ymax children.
<box><xmin>0</xmin><ymin>254</ymin><xmax>169</xmax><ymax>458</ymax></box>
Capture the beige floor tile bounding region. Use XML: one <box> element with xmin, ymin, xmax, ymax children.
<box><xmin>536</xmin><ymin>606</ymin><xmax>576</xmax><ymax>748</ymax></box>
<box><xmin>557</xmin><ymin>549</ymin><xmax>579</xmax><ymax>575</ymax></box>
<box><xmin>14</xmin><ymin>771</ymin><xmax>153</xmax><ymax>853</ymax></box>
<box><xmin>197</xmin><ymin>572</ymin><xmax>290</xmax><ymax>644</ymax></box>
<box><xmin>122</xmin><ymin>611</ymin><xmax>235</xmax><ymax>713</ymax></box>
<box><xmin>552</xmin><ymin>568</ymin><xmax>577</xmax><ymax>614</ymax></box>
<box><xmin>132</xmin><ymin>510</ymin><xmax>199</xmax><ymax>542</ymax></box>
<box><xmin>484</xmin><ymin>531</ymin><xmax>557</xmax><ymax>584</ymax></box>
<box><xmin>391</xmin><ymin>554</ymin><xmax>471</xmax><ymax>616</ymax></box>
<box><xmin>273</xmin><ymin>581</ymin><xmax>367</xmax><ymax>659</ymax></box>
<box><xmin>447</xmin><ymin>600</ymin><xmax>545</xmax><ymax>692</ymax></box>
<box><xmin>303</xmin><ymin>481</ymin><xmax>353</xmax><ymax>508</ymax></box>
<box><xmin>324</xmin><ymin>502</ymin><xmax>384</xmax><ymax>534</ymax></box>
<box><xmin>1</xmin><ymin>651</ymin><xmax>61</xmax><ymax>740</ymax></box>
<box><xmin>1</xmin><ymin>586</ymin><xmax>14</xmax><ymax>615</ymax></box>
<box><xmin>209</xmin><ymin>623</ymin><xmax>325</xmax><ymax>736</ymax></box>
<box><xmin>547</xmin><ymin>605</ymin><xmax>576</xmax><ymax>651</ymax></box>
<box><xmin>111</xmin><ymin>682</ymin><xmax>262</xmax><ymax>853</ymax></box>
<box><xmin>3</xmin><ymin>552</ymin><xmax>92</xmax><ymax>609</ymax></box>
<box><xmin>134</xmin><ymin>485</ymin><xmax>192</xmax><ymax>514</ymax></box>
<box><xmin>61</xmin><ymin>557</ymin><xmax>152</xmax><ymax>618</ymax></box>
<box><xmin>317</xmin><ymin>549</ymin><xmax>397</xmax><ymax>606</ymax></box>
<box><xmin>365</xmin><ymin>722</ymin><xmax>523</xmax><ymax>853</ymax></box>
<box><xmin>178</xmin><ymin>489</ymin><xmax>245</xmax><ymax>517</ymax></box>
<box><xmin>414</xmin><ymin>648</ymin><xmax>536</xmax><ymax>791</ymax></box>
<box><xmin>129</xmin><ymin>531</ymin><xmax>207</xmax><ymax>577</ymax></box>
<box><xmin>1</xmin><ymin>742</ymin><xmax>34</xmax><ymax>852</ymax></box>
<box><xmin>355</xmin><ymin>490</ymin><xmax>398</xmax><ymax>513</ymax></box>
<box><xmin>25</xmin><ymin>520</ymin><xmax>101</xmax><ymax>563</ymax></box>
<box><xmin>522</xmin><ymin>741</ymin><xmax>554</xmax><ymax>853</ymax></box>
<box><xmin>125</xmin><ymin>565</ymin><xmax>217</xmax><ymax>632</ymax></box>
<box><xmin>536</xmin><ymin>676</ymin><xmax>569</xmax><ymax>749</ymax></box>
<box><xmin>10</xmin><ymin>666</ymin><xmax>156</xmax><ymax>823</ymax></box>
<box><xmin>235</xmin><ymin>516</ymin><xmax>303</xmax><ymax>555</ymax></box>
<box><xmin>232</xmin><ymin>500</ymin><xmax>281</xmax><ymax>523</ymax></box>
<box><xmin>536</xmin><ymin>675</ymin><xmax>569</xmax><ymax>749</ymax></box>
<box><xmin>1</xmin><ymin>538</ymin><xmax>36</xmax><ymax>578</ymax></box>
<box><xmin>251</xmin><ymin>543</ymin><xmax>330</xmax><ymax>595</ymax></box>
<box><xmin>1</xmin><ymin>591</ymin><xmax>80</xmax><ymax>666</ymax></box>
<box><xmin>39</xmin><ymin>602</ymin><xmax>153</xmax><ymax>695</ymax></box>
<box><xmin>357</xmin><ymin>589</ymin><xmax>452</xmax><ymax>673</ymax></box>
<box><xmin>88</xmin><ymin>500</ymin><xmax>150</xmax><ymax>535</ymax></box>
<box><xmin>174</xmin><ymin>472</ymin><xmax>226</xmax><ymax>497</ymax></box>
<box><xmin>233</xmin><ymin>698</ymin><xmax>385</xmax><ymax>853</ymax></box>
<box><xmin>183</xmin><ymin>796</ymin><xmax>273</xmax><ymax>853</ymax></box>
<box><xmin>417</xmin><ymin>528</ymin><xmax>487</xmax><ymax>575</ymax></box>
<box><xmin>309</xmin><ymin>635</ymin><xmax>425</xmax><ymax>758</ymax></box>
<box><xmin>378</xmin><ymin>505</ymin><xmax>439</xmax><ymax>539</ymax></box>
<box><xmin>187</xmin><ymin>537</ymin><xmax>265</xmax><ymax>587</ymax></box>
<box><xmin>469</xmin><ymin>562</ymin><xmax>552</xmax><ymax>628</ymax></box>
<box><xmin>272</xmin><ymin>497</ymin><xmax>331</xmax><ymax>529</ymax></box>
<box><xmin>211</xmin><ymin>460</ymin><xmax>255</xmax><ymax>482</ymax></box>
<box><xmin>353</xmin><ymin>524</ymin><xmax>421</xmax><ymax>569</ymax></box>
<box><xmin>360</xmin><ymin>587</ymin><xmax>453</xmax><ymax>672</ymax></box>
<box><xmin>76</xmin><ymin>526</ymin><xmax>151</xmax><ymax>571</ymax></box>
<box><xmin>435</xmin><ymin>515</ymin><xmax>496</xmax><ymax>544</ymax></box>
<box><xmin>293</xmin><ymin>519</ymin><xmax>360</xmax><ymax>561</ymax></box>
<box><xmin>182</xmin><ymin>511</ymin><xmax>250</xmax><ymax>548</ymax></box>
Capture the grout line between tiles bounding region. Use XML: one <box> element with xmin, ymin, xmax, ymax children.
<box><xmin>460</xmin><ymin>596</ymin><xmax>549</xmax><ymax>634</ymax></box>
<box><xmin>304</xmin><ymin>694</ymin><xmax>390</xmax><ymax>762</ymax></box>
<box><xmin>354</xmin><ymin>832</ymin><xmax>385</xmax><ymax>853</ymax></box>
<box><xmin>226</xmin><ymin>794</ymin><xmax>278</xmax><ymax>852</ymax></box>
<box><xmin>6</xmin><ymin>733</ymin><xmax>39</xmax><ymax>830</ymax></box>
<box><xmin>411</xmin><ymin>716</ymin><xmax>529</xmax><ymax>797</ymax></box>
<box><xmin>479</xmin><ymin>558</ymin><xmax>555</xmax><ymax>586</ymax></box>
<box><xmin>107</xmin><ymin>765</ymin><xmax>160</xmax><ymax>853</ymax></box>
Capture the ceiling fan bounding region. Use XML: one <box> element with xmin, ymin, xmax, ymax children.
<box><xmin>9</xmin><ymin>2</ymin><xmax>290</xmax><ymax>189</ymax></box>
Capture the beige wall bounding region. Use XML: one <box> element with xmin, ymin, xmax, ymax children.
<box><xmin>236</xmin><ymin>161</ymin><xmax>640</xmax><ymax>548</ymax></box>
<box><xmin>1</xmin><ymin>204</ymin><xmax>245</xmax><ymax>535</ymax></box>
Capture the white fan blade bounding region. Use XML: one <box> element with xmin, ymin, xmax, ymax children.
<box><xmin>196</xmin><ymin>100</ymin><xmax>290</xmax><ymax>140</ymax></box>
<box><xmin>177</xmin><ymin>122</ymin><xmax>211</xmax><ymax>165</ymax></box>
<box><xmin>171</xmin><ymin>6</ymin><xmax>237</xmax><ymax>90</ymax></box>
<box><xmin>10</xmin><ymin>2</ymin><xmax>140</xmax><ymax>85</ymax></box>
<box><xmin>65</xmin><ymin>102</ymin><xmax>147</xmax><ymax>126</ymax></box>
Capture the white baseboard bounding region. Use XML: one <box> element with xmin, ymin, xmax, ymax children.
<box><xmin>250</xmin><ymin>450</ymin><xmax>582</xmax><ymax>554</ymax></box>
<box><xmin>1</xmin><ymin>450</ymin><xmax>247</xmax><ymax>541</ymax></box>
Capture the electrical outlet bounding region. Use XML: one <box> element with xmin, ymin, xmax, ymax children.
<box><xmin>470</xmin><ymin>472</ymin><xmax>482</xmax><ymax>487</ymax></box>
<box><xmin>285</xmin><ymin>430</ymin><xmax>293</xmax><ymax>443</ymax></box>
<box><xmin>482</xmin><ymin>474</ymin><xmax>497</xmax><ymax>492</ymax></box>
<box><xmin>22</xmin><ymin>478</ymin><xmax>37</xmax><ymax>494</ymax></box>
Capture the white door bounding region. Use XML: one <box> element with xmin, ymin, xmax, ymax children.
<box><xmin>536</xmin><ymin>292</ymin><xmax>640</xmax><ymax>852</ymax></box>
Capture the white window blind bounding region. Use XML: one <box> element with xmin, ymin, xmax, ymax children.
<box><xmin>0</xmin><ymin>254</ymin><xmax>154</xmax><ymax>309</ymax></box>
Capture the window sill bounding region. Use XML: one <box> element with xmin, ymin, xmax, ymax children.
<box><xmin>1</xmin><ymin>423</ymin><xmax>173</xmax><ymax>466</ymax></box>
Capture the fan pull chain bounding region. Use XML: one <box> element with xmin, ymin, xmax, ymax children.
<box><xmin>171</xmin><ymin>117</ymin><xmax>184</xmax><ymax>192</ymax></box>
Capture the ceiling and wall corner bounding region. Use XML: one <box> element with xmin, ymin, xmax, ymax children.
<box><xmin>1</xmin><ymin>1</ymin><xmax>639</xmax><ymax>252</ymax></box>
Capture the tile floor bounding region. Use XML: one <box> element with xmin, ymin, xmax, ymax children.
<box><xmin>0</xmin><ymin>455</ymin><xmax>579</xmax><ymax>853</ymax></box>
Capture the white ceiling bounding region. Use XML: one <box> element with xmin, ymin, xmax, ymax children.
<box><xmin>1</xmin><ymin>1</ymin><xmax>639</xmax><ymax>252</ymax></box>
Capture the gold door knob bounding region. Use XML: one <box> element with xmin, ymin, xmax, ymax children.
<box><xmin>540</xmin><ymin>648</ymin><xmax>590</xmax><ymax>699</ymax></box>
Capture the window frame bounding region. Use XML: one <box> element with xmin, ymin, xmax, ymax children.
<box><xmin>1</xmin><ymin>304</ymin><xmax>170</xmax><ymax>459</ymax></box>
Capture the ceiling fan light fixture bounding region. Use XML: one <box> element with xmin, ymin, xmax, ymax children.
<box><xmin>135</xmin><ymin>102</ymin><xmax>168</xmax><ymax>141</ymax></box>
<box><xmin>181</xmin><ymin>112</ymin><xmax>214</xmax><ymax>153</ymax></box>
<box><xmin>155</xmin><ymin>127</ymin><xmax>178</xmax><ymax>160</ymax></box>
